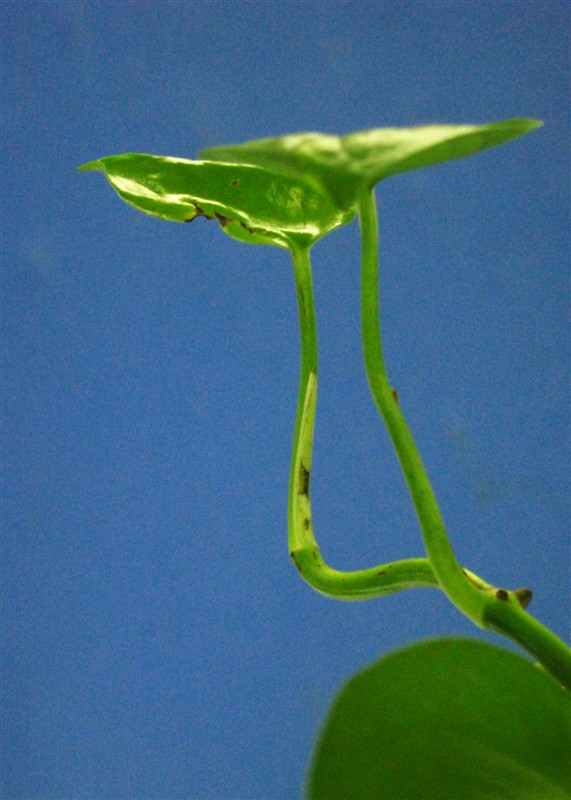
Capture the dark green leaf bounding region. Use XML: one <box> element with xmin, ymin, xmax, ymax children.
<box><xmin>308</xmin><ymin>638</ymin><xmax>571</xmax><ymax>800</ymax></box>
<box><xmin>78</xmin><ymin>154</ymin><xmax>354</xmax><ymax>249</ymax></box>
<box><xmin>201</xmin><ymin>119</ymin><xmax>541</xmax><ymax>211</ymax></box>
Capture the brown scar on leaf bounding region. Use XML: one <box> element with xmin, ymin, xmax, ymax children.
<box><xmin>215</xmin><ymin>212</ymin><xmax>231</xmax><ymax>227</ymax></box>
<box><xmin>391</xmin><ymin>386</ymin><xmax>399</xmax><ymax>405</ymax></box>
<box><xmin>184</xmin><ymin>203</ymin><xmax>212</xmax><ymax>222</ymax></box>
<box><xmin>495</xmin><ymin>588</ymin><xmax>509</xmax><ymax>601</ymax></box>
<box><xmin>183</xmin><ymin>204</ymin><xmax>257</xmax><ymax>237</ymax></box>
<box><xmin>193</xmin><ymin>204</ymin><xmax>210</xmax><ymax>219</ymax></box>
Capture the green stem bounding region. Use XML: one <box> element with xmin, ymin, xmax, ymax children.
<box><xmin>358</xmin><ymin>187</ymin><xmax>485</xmax><ymax>621</ymax></box>
<box><xmin>287</xmin><ymin>242</ymin><xmax>444</xmax><ymax>600</ymax></box>
<box><xmin>483</xmin><ymin>594</ymin><xmax>571</xmax><ymax>689</ymax></box>
<box><xmin>357</xmin><ymin>186</ymin><xmax>571</xmax><ymax>688</ymax></box>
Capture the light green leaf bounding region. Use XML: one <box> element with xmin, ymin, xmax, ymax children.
<box><xmin>307</xmin><ymin>638</ymin><xmax>571</xmax><ymax>800</ymax></box>
<box><xmin>78</xmin><ymin>154</ymin><xmax>354</xmax><ymax>250</ymax></box>
<box><xmin>201</xmin><ymin>118</ymin><xmax>541</xmax><ymax>211</ymax></box>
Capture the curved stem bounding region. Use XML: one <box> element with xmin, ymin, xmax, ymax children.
<box><xmin>358</xmin><ymin>187</ymin><xmax>486</xmax><ymax>622</ymax></box>
<box><xmin>287</xmin><ymin>242</ymin><xmax>445</xmax><ymax>600</ymax></box>
<box><xmin>357</xmin><ymin>186</ymin><xmax>571</xmax><ymax>688</ymax></box>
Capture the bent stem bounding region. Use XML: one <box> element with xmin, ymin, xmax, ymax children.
<box><xmin>287</xmin><ymin>241</ymin><xmax>444</xmax><ymax>600</ymax></box>
<box><xmin>357</xmin><ymin>186</ymin><xmax>571</xmax><ymax>688</ymax></box>
<box><xmin>358</xmin><ymin>188</ymin><xmax>485</xmax><ymax>618</ymax></box>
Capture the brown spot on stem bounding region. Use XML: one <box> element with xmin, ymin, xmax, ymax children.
<box><xmin>495</xmin><ymin>589</ymin><xmax>509</xmax><ymax>601</ymax></box>
<box><xmin>299</xmin><ymin>463</ymin><xmax>310</xmax><ymax>496</ymax></box>
<box><xmin>514</xmin><ymin>587</ymin><xmax>533</xmax><ymax>608</ymax></box>
<box><xmin>290</xmin><ymin>551</ymin><xmax>302</xmax><ymax>573</ymax></box>
<box><xmin>299</xmin><ymin>288</ymin><xmax>307</xmax><ymax>320</ymax></box>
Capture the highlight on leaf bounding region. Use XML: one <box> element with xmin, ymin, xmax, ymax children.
<box><xmin>201</xmin><ymin>118</ymin><xmax>542</xmax><ymax>211</ymax></box>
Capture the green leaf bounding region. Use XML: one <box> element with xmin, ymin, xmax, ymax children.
<box><xmin>201</xmin><ymin>118</ymin><xmax>541</xmax><ymax>211</ymax></box>
<box><xmin>78</xmin><ymin>154</ymin><xmax>354</xmax><ymax>250</ymax></box>
<box><xmin>307</xmin><ymin>638</ymin><xmax>571</xmax><ymax>800</ymax></box>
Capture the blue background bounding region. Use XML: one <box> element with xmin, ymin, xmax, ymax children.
<box><xmin>2</xmin><ymin>1</ymin><xmax>569</xmax><ymax>798</ymax></box>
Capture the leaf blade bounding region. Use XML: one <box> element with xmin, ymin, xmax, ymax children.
<box><xmin>201</xmin><ymin>118</ymin><xmax>542</xmax><ymax>211</ymax></box>
<box><xmin>78</xmin><ymin>154</ymin><xmax>354</xmax><ymax>249</ymax></box>
<box><xmin>344</xmin><ymin>118</ymin><xmax>542</xmax><ymax>184</ymax></box>
<box><xmin>307</xmin><ymin>638</ymin><xmax>571</xmax><ymax>800</ymax></box>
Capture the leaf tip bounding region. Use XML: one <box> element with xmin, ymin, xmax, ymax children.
<box><xmin>76</xmin><ymin>160</ymin><xmax>102</xmax><ymax>173</ymax></box>
<box><xmin>504</xmin><ymin>117</ymin><xmax>543</xmax><ymax>137</ymax></box>
<box><xmin>520</xmin><ymin>117</ymin><xmax>543</xmax><ymax>131</ymax></box>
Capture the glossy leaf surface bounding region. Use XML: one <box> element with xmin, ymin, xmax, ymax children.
<box><xmin>201</xmin><ymin>118</ymin><xmax>541</xmax><ymax>211</ymax></box>
<box><xmin>79</xmin><ymin>155</ymin><xmax>354</xmax><ymax>249</ymax></box>
<box><xmin>307</xmin><ymin>638</ymin><xmax>571</xmax><ymax>800</ymax></box>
